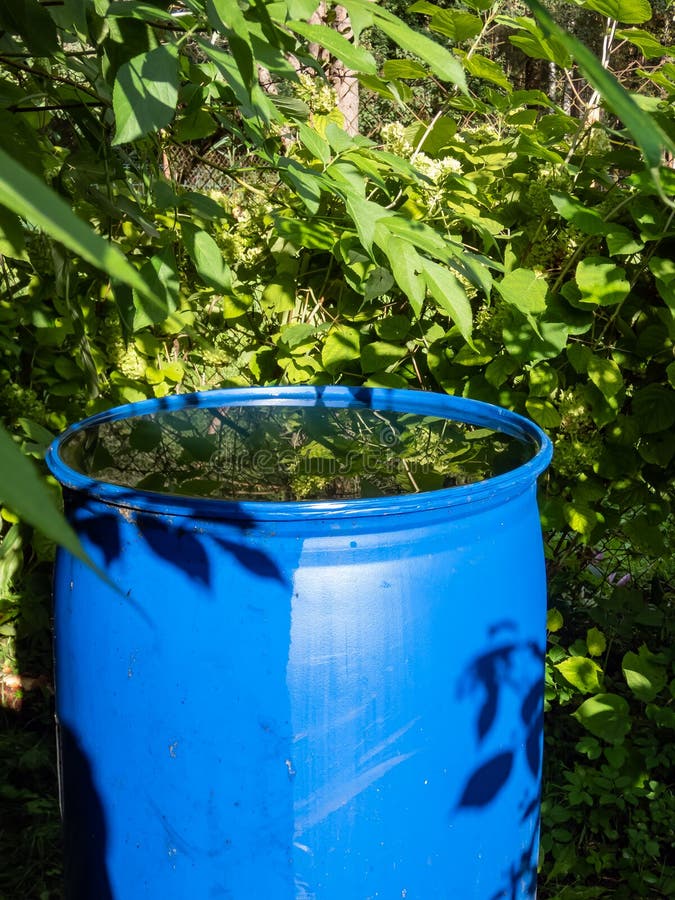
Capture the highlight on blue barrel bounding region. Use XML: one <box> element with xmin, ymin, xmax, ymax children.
<box><xmin>46</xmin><ymin>385</ymin><xmax>552</xmax><ymax>900</ymax></box>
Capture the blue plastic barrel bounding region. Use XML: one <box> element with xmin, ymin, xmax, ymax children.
<box><xmin>46</xmin><ymin>386</ymin><xmax>552</xmax><ymax>899</ymax></box>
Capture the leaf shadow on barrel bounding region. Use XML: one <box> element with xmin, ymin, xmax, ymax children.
<box><xmin>58</xmin><ymin>491</ymin><xmax>300</xmax><ymax>897</ymax></box>
<box><xmin>68</xmin><ymin>492</ymin><xmax>288</xmax><ymax>597</ymax></box>
<box><xmin>58</xmin><ymin>723</ymin><xmax>113</xmax><ymax>900</ymax></box>
<box><xmin>455</xmin><ymin>621</ymin><xmax>545</xmax><ymax>900</ymax></box>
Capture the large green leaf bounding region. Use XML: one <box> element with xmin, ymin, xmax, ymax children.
<box><xmin>382</xmin><ymin>59</ymin><xmax>428</xmax><ymax>80</ymax></box>
<box><xmin>422</xmin><ymin>258</ymin><xmax>472</xmax><ymax>341</ymax></box>
<box><xmin>112</xmin><ymin>43</ymin><xmax>180</xmax><ymax>144</ymax></box>
<box><xmin>286</xmin><ymin>21</ymin><xmax>377</xmax><ymax>74</ymax></box>
<box><xmin>573</xmin><ymin>692</ymin><xmax>631</xmax><ymax>742</ymax></box>
<box><xmin>132</xmin><ymin>247</ymin><xmax>180</xmax><ymax>329</ymax></box>
<box><xmin>207</xmin><ymin>0</ymin><xmax>255</xmax><ymax>89</ymax></box>
<box><xmin>587</xmin><ymin>355</ymin><xmax>624</xmax><ymax>398</ymax></box>
<box><xmin>461</xmin><ymin>52</ymin><xmax>512</xmax><ymax>91</ymax></box>
<box><xmin>495</xmin><ymin>269</ymin><xmax>548</xmax><ymax>326</ymax></box>
<box><xmin>427</xmin><ymin>10</ymin><xmax>482</xmax><ymax>43</ymax></box>
<box><xmin>321</xmin><ymin>324</ymin><xmax>361</xmax><ymax>374</ymax></box>
<box><xmin>622</xmin><ymin>646</ymin><xmax>667</xmax><ymax>702</ymax></box>
<box><xmin>555</xmin><ymin>656</ymin><xmax>604</xmax><ymax>693</ymax></box>
<box><xmin>0</xmin><ymin>206</ymin><xmax>27</xmax><ymax>261</ymax></box>
<box><xmin>182</xmin><ymin>223</ymin><xmax>233</xmax><ymax>293</ymax></box>
<box><xmin>0</xmin><ymin>427</ymin><xmax>88</xmax><ymax>566</ymax></box>
<box><xmin>379</xmin><ymin>233</ymin><xmax>426</xmax><ymax>318</ymax></box>
<box><xmin>575</xmin><ymin>257</ymin><xmax>630</xmax><ymax>306</ymax></box>
<box><xmin>0</xmin><ymin>0</ymin><xmax>59</xmax><ymax>57</ymax></box>
<box><xmin>505</xmin><ymin>17</ymin><xmax>572</xmax><ymax>69</ymax></box>
<box><xmin>354</xmin><ymin>0</ymin><xmax>468</xmax><ymax>91</ymax></box>
<box><xmin>616</xmin><ymin>28</ymin><xmax>675</xmax><ymax>59</ymax></box>
<box><xmin>524</xmin><ymin>0</ymin><xmax>675</xmax><ymax>174</ymax></box>
<box><xmin>579</xmin><ymin>0</ymin><xmax>652</xmax><ymax>24</ymax></box>
<box><xmin>0</xmin><ymin>148</ymin><xmax>150</xmax><ymax>296</ymax></box>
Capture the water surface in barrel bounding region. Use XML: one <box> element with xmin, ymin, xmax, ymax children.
<box><xmin>60</xmin><ymin>405</ymin><xmax>535</xmax><ymax>501</ymax></box>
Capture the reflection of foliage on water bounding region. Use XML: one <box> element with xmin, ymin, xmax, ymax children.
<box><xmin>61</xmin><ymin>406</ymin><xmax>532</xmax><ymax>502</ymax></box>
<box><xmin>457</xmin><ymin>626</ymin><xmax>544</xmax><ymax>900</ymax></box>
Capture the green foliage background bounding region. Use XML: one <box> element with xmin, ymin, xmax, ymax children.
<box><xmin>0</xmin><ymin>1</ymin><xmax>673</xmax><ymax>897</ymax></box>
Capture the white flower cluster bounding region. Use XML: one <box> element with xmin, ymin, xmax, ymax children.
<box><xmin>380</xmin><ymin>122</ymin><xmax>462</xmax><ymax>210</ymax></box>
<box><xmin>380</xmin><ymin>122</ymin><xmax>414</xmax><ymax>157</ymax></box>
<box><xmin>296</xmin><ymin>72</ymin><xmax>338</xmax><ymax>115</ymax></box>
<box><xmin>414</xmin><ymin>154</ymin><xmax>462</xmax><ymax>182</ymax></box>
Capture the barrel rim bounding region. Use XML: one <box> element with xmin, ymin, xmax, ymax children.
<box><xmin>45</xmin><ymin>386</ymin><xmax>553</xmax><ymax>521</ymax></box>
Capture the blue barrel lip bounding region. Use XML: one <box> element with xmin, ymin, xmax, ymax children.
<box><xmin>45</xmin><ymin>386</ymin><xmax>552</xmax><ymax>521</ymax></box>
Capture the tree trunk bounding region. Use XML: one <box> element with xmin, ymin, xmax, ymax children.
<box><xmin>309</xmin><ymin>2</ymin><xmax>359</xmax><ymax>135</ymax></box>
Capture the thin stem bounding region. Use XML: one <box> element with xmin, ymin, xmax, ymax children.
<box><xmin>0</xmin><ymin>57</ymin><xmax>105</xmax><ymax>103</ymax></box>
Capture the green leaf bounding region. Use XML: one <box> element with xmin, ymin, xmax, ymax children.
<box><xmin>461</xmin><ymin>52</ymin><xmax>512</xmax><ymax>91</ymax></box>
<box><xmin>567</xmin><ymin>343</ymin><xmax>592</xmax><ymax>373</ymax></box>
<box><xmin>278</xmin><ymin>158</ymin><xmax>323</xmax><ymax>214</ymax></box>
<box><xmin>321</xmin><ymin>324</ymin><xmax>361</xmax><ymax>374</ymax></box>
<box><xmin>575</xmin><ymin>257</ymin><xmax>630</xmax><ymax>306</ymax></box>
<box><xmin>605</xmin><ymin>225</ymin><xmax>644</xmax><ymax>256</ymax></box>
<box><xmin>375</xmin><ymin>315</ymin><xmax>412</xmax><ymax>341</ymax></box>
<box><xmin>382</xmin><ymin>59</ymin><xmax>428</xmax><ymax>80</ymax></box>
<box><xmin>410</xmin><ymin>115</ymin><xmax>457</xmax><ymax>157</ymax></box>
<box><xmin>0</xmin><ymin>427</ymin><xmax>88</xmax><ymax>566</ymax></box>
<box><xmin>0</xmin><ymin>149</ymin><xmax>151</xmax><ymax>297</ymax></box>
<box><xmin>586</xmin><ymin>627</ymin><xmax>607</xmax><ymax>657</ymax></box>
<box><xmin>364</xmin><ymin>266</ymin><xmax>395</xmax><ymax>301</ymax></box>
<box><xmin>555</xmin><ymin>656</ymin><xmax>604</xmax><ymax>694</ymax></box>
<box><xmin>274</xmin><ymin>216</ymin><xmax>336</xmax><ymax>251</ymax></box>
<box><xmin>285</xmin><ymin>0</ymin><xmax>320</xmax><ymax>18</ymax></box>
<box><xmin>667</xmin><ymin>361</ymin><xmax>675</xmax><ymax>389</ymax></box>
<box><xmin>579</xmin><ymin>0</ymin><xmax>652</xmax><ymax>25</ymax></box>
<box><xmin>422</xmin><ymin>258</ymin><xmax>472</xmax><ymax>342</ymax></box>
<box><xmin>547</xmin><ymin>608</ymin><xmax>564</xmax><ymax>632</ymax></box>
<box><xmin>286</xmin><ymin>22</ymin><xmax>377</xmax><ymax>73</ymax></box>
<box><xmin>207</xmin><ymin>0</ymin><xmax>255</xmax><ymax>88</ymax></box>
<box><xmin>506</xmin><ymin>17</ymin><xmax>572</xmax><ymax>69</ymax></box>
<box><xmin>623</xmin><ymin>516</ymin><xmax>667</xmax><ymax>556</ymax></box>
<box><xmin>182</xmin><ymin>223</ymin><xmax>232</xmax><ymax>293</ymax></box>
<box><xmin>380</xmin><ymin>235</ymin><xmax>426</xmax><ymax>317</ymax></box>
<box><xmin>573</xmin><ymin>693</ymin><xmax>631</xmax><ymax>742</ymax></box>
<box><xmin>454</xmin><ymin>337</ymin><xmax>497</xmax><ymax>366</ymax></box>
<box><xmin>297</xmin><ymin>123</ymin><xmax>332</xmax><ymax>164</ymax></box>
<box><xmin>280</xmin><ymin>323</ymin><xmax>316</xmax><ymax>350</ymax></box>
<box><xmin>616</xmin><ymin>27</ymin><xmax>675</xmax><ymax>59</ymax></box>
<box><xmin>360</xmin><ymin>341</ymin><xmax>407</xmax><ymax>374</ymax></box>
<box><xmin>528</xmin><ymin>363</ymin><xmax>558</xmax><ymax>397</ymax></box>
<box><xmin>107</xmin><ymin>2</ymin><xmax>187</xmax><ymax>26</ymax></box>
<box><xmin>550</xmin><ymin>191</ymin><xmax>612</xmax><ymax>236</ymax></box>
<box><xmin>564</xmin><ymin>503</ymin><xmax>603</xmax><ymax>540</ymax></box>
<box><xmin>632</xmin><ymin>385</ymin><xmax>675</xmax><ymax>433</ymax></box>
<box><xmin>262</xmin><ymin>277</ymin><xmax>296</xmax><ymax>314</ymax></box>
<box><xmin>587</xmin><ymin>356</ymin><xmax>624</xmax><ymax>398</ymax></box>
<box><xmin>427</xmin><ymin>10</ymin><xmax>482</xmax><ymax>43</ymax></box>
<box><xmin>622</xmin><ymin>647</ymin><xmax>667</xmax><ymax>702</ymax></box>
<box><xmin>132</xmin><ymin>247</ymin><xmax>180</xmax><ymax>329</ymax></box>
<box><xmin>197</xmin><ymin>37</ymin><xmax>278</xmax><ymax>125</ymax></box>
<box><xmin>0</xmin><ymin>206</ymin><xmax>27</xmax><ymax>261</ymax></box>
<box><xmin>485</xmin><ymin>354</ymin><xmax>518</xmax><ymax>388</ymax></box>
<box><xmin>525</xmin><ymin>398</ymin><xmax>561</xmax><ymax>429</ymax></box>
<box><xmin>112</xmin><ymin>43</ymin><xmax>180</xmax><ymax>144</ymax></box>
<box><xmin>524</xmin><ymin>1</ymin><xmax>675</xmax><ymax>174</ymax></box>
<box><xmin>496</xmin><ymin>268</ymin><xmax>548</xmax><ymax>316</ymax></box>
<box><xmin>369</xmin><ymin>5</ymin><xmax>468</xmax><ymax>92</ymax></box>
<box><xmin>343</xmin><ymin>193</ymin><xmax>389</xmax><ymax>254</ymax></box>
<box><xmin>0</xmin><ymin>0</ymin><xmax>59</xmax><ymax>57</ymax></box>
